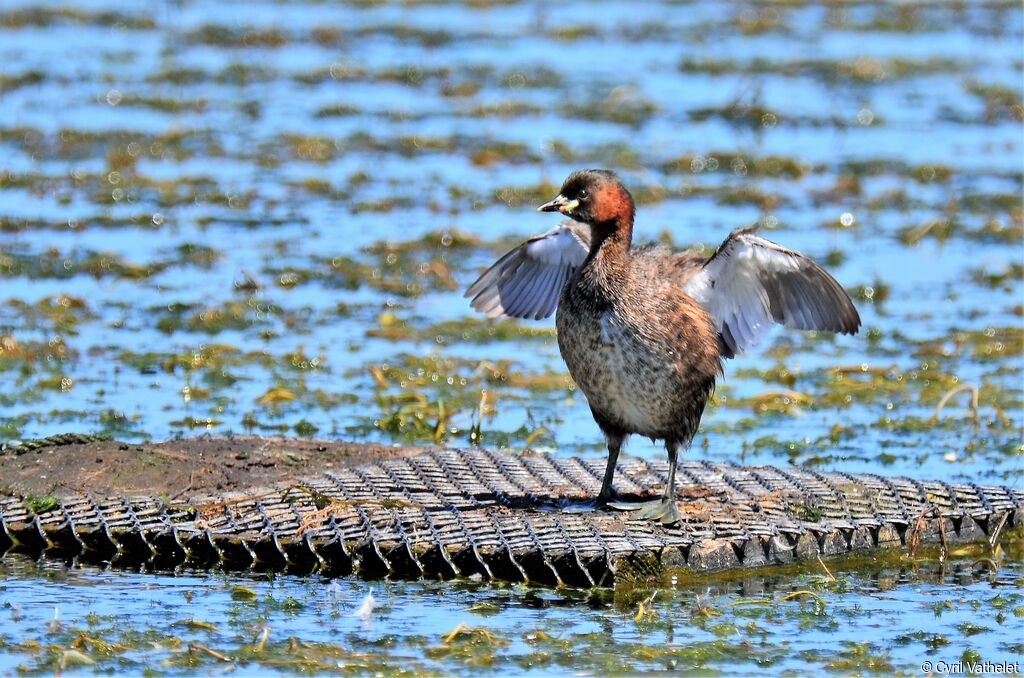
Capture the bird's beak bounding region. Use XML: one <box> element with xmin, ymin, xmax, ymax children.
<box><xmin>537</xmin><ymin>194</ymin><xmax>579</xmax><ymax>214</ymax></box>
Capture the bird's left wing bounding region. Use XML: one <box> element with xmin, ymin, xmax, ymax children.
<box><xmin>683</xmin><ymin>226</ymin><xmax>860</xmax><ymax>358</ymax></box>
<box><xmin>465</xmin><ymin>221</ymin><xmax>590</xmax><ymax>320</ymax></box>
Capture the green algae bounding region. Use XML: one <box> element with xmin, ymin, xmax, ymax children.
<box><xmin>276</xmin><ymin>131</ymin><xmax>539</xmax><ymax>164</ymax></box>
<box><xmin>971</xmin><ymin>262</ymin><xmax>1024</xmax><ymax>291</ymax></box>
<box><xmin>313</xmin><ymin>103</ymin><xmax>362</xmax><ymax>118</ymax></box>
<box><xmin>183</xmin><ymin>24</ymin><xmax>290</xmax><ymax>48</ymax></box>
<box><xmin>559</xmin><ymin>89</ymin><xmax>659</xmax><ymax>127</ymax></box>
<box><xmin>0</xmin><ymin>70</ymin><xmax>45</xmax><ymax>93</ymax></box>
<box><xmin>0</xmin><ymin>295</ymin><xmax>95</xmax><ymax>336</ymax></box>
<box><xmin>345</xmin><ymin>352</ymin><xmax>571</xmax><ymax>444</ymax></box>
<box><xmin>965</xmin><ymin>80</ymin><xmax>1024</xmax><ymax>123</ymax></box>
<box><xmin>0</xmin><ymin>247</ymin><xmax>160</xmax><ymax>280</ymax></box>
<box><xmin>153</xmin><ymin>298</ymin><xmax>281</xmax><ymax>335</ymax></box>
<box><xmin>260</xmin><ymin>229</ymin><xmax>490</xmax><ymax>298</ymax></box>
<box><xmin>677</xmin><ymin>55</ymin><xmax>966</xmax><ymax>84</ymax></box>
<box><xmin>662</xmin><ymin>152</ymin><xmax>808</xmax><ymax>178</ymax></box>
<box><xmin>116</xmin><ymin>95</ymin><xmax>208</xmax><ymax>113</ymax></box>
<box><xmin>0</xmin><ymin>242</ymin><xmax>227</xmax><ymax>282</ymax></box>
<box><xmin>0</xmin><ymin>7</ymin><xmax>155</xmax><ymax>29</ymax></box>
<box><xmin>367</xmin><ymin>316</ymin><xmax>556</xmax><ymax>345</ymax></box>
<box><xmin>688</xmin><ymin>102</ymin><xmax>855</xmax><ymax>129</ymax></box>
<box><xmin>21</xmin><ymin>494</ymin><xmax>59</xmax><ymax>513</ymax></box>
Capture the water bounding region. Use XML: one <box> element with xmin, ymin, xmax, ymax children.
<box><xmin>0</xmin><ymin>0</ymin><xmax>1021</xmax><ymax>673</ymax></box>
<box><xmin>2</xmin><ymin>549</ymin><xmax>1022</xmax><ymax>675</ymax></box>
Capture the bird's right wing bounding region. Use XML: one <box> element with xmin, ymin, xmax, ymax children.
<box><xmin>465</xmin><ymin>221</ymin><xmax>591</xmax><ymax>320</ymax></box>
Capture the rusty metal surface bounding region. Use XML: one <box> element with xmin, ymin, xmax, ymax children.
<box><xmin>1</xmin><ymin>449</ymin><xmax>1019</xmax><ymax>586</ymax></box>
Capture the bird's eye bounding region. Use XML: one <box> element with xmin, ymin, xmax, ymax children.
<box><xmin>578</xmin><ymin>189</ymin><xmax>588</xmax><ymax>200</ymax></box>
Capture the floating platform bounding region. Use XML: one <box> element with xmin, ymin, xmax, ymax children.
<box><xmin>1</xmin><ymin>446</ymin><xmax>1019</xmax><ymax>587</ymax></box>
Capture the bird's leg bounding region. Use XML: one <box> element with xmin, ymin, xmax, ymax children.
<box><xmin>607</xmin><ymin>440</ymin><xmax>682</xmax><ymax>525</ymax></box>
<box><xmin>561</xmin><ymin>433</ymin><xmax>622</xmax><ymax>511</ymax></box>
<box><xmin>596</xmin><ymin>435</ymin><xmax>622</xmax><ymax>505</ymax></box>
<box><xmin>656</xmin><ymin>441</ymin><xmax>682</xmax><ymax>524</ymax></box>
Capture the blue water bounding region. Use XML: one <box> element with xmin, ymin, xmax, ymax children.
<box><xmin>2</xmin><ymin>552</ymin><xmax>1022</xmax><ymax>675</ymax></box>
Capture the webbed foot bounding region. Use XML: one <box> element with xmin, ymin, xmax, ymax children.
<box><xmin>607</xmin><ymin>497</ymin><xmax>682</xmax><ymax>525</ymax></box>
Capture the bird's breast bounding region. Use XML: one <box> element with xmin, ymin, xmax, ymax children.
<box><xmin>557</xmin><ymin>302</ymin><xmax>688</xmax><ymax>436</ymax></box>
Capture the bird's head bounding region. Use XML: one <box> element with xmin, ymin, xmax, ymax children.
<box><xmin>537</xmin><ymin>169</ymin><xmax>635</xmax><ymax>228</ymax></box>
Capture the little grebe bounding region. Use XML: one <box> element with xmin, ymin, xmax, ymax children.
<box><xmin>466</xmin><ymin>169</ymin><xmax>860</xmax><ymax>524</ymax></box>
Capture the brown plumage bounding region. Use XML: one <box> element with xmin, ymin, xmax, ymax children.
<box><xmin>466</xmin><ymin>169</ymin><xmax>860</xmax><ymax>523</ymax></box>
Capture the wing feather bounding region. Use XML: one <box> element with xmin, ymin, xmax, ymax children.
<box><xmin>496</xmin><ymin>259</ymin><xmax>541</xmax><ymax>318</ymax></box>
<box><xmin>538</xmin><ymin>266</ymin><xmax>563</xmax><ymax>319</ymax></box>
<box><xmin>506</xmin><ymin>261</ymin><xmax>547</xmax><ymax>318</ymax></box>
<box><xmin>465</xmin><ymin>221</ymin><xmax>590</xmax><ymax>320</ymax></box>
<box><xmin>532</xmin><ymin>264</ymin><xmax>560</xmax><ymax>320</ymax></box>
<box><xmin>464</xmin><ymin>247</ymin><xmax>520</xmax><ymax>299</ymax></box>
<box><xmin>684</xmin><ymin>226</ymin><xmax>860</xmax><ymax>356</ymax></box>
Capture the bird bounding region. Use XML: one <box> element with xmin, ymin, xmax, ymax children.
<box><xmin>465</xmin><ymin>169</ymin><xmax>860</xmax><ymax>524</ymax></box>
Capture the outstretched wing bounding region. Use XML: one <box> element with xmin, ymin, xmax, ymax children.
<box><xmin>684</xmin><ymin>226</ymin><xmax>860</xmax><ymax>358</ymax></box>
<box><xmin>465</xmin><ymin>221</ymin><xmax>591</xmax><ymax>320</ymax></box>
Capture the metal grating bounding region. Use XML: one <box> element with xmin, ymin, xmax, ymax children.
<box><xmin>1</xmin><ymin>449</ymin><xmax>1020</xmax><ymax>587</ymax></box>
